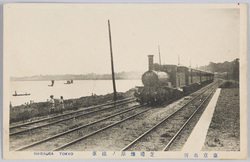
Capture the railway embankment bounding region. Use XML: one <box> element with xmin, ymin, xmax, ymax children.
<box><xmin>202</xmin><ymin>81</ymin><xmax>240</xmax><ymax>151</ymax></box>
<box><xmin>10</xmin><ymin>88</ymin><xmax>136</xmax><ymax>123</ymax></box>
<box><xmin>61</xmin><ymin>84</ymin><xmax>215</xmax><ymax>151</ymax></box>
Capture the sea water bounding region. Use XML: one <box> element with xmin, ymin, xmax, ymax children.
<box><xmin>9</xmin><ymin>80</ymin><xmax>142</xmax><ymax>106</ymax></box>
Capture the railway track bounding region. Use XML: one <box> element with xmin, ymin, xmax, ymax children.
<box><xmin>10</xmin><ymin>97</ymin><xmax>136</xmax><ymax>136</ymax></box>
<box><xmin>15</xmin><ymin>104</ymin><xmax>148</xmax><ymax>151</ymax></box>
<box><xmin>51</xmin><ymin>83</ymin><xmax>216</xmax><ymax>151</ymax></box>
<box><xmin>12</xmin><ymin>82</ymin><xmax>217</xmax><ymax>151</ymax></box>
<box><xmin>162</xmin><ymin>88</ymin><xmax>215</xmax><ymax>151</ymax></box>
<box><xmin>121</xmin><ymin>82</ymin><xmax>217</xmax><ymax>151</ymax></box>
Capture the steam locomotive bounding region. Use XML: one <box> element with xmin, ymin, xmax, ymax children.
<box><xmin>134</xmin><ymin>55</ymin><xmax>214</xmax><ymax>104</ymax></box>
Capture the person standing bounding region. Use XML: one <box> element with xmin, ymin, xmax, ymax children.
<box><xmin>49</xmin><ymin>95</ymin><xmax>55</xmax><ymax>114</ymax></box>
<box><xmin>59</xmin><ymin>96</ymin><xmax>64</xmax><ymax>114</ymax></box>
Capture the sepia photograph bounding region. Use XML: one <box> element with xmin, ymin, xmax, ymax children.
<box><xmin>3</xmin><ymin>3</ymin><xmax>247</xmax><ymax>159</ymax></box>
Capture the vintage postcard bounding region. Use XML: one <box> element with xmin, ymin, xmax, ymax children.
<box><xmin>3</xmin><ymin>3</ymin><xmax>247</xmax><ymax>159</ymax></box>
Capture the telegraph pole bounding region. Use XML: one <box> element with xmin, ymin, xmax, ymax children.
<box><xmin>108</xmin><ymin>20</ymin><xmax>117</xmax><ymax>101</ymax></box>
<box><xmin>158</xmin><ymin>46</ymin><xmax>161</xmax><ymax>66</ymax></box>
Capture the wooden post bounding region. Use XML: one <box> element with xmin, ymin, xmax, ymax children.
<box><xmin>158</xmin><ymin>45</ymin><xmax>161</xmax><ymax>66</ymax></box>
<box><xmin>108</xmin><ymin>20</ymin><xmax>117</xmax><ymax>101</ymax></box>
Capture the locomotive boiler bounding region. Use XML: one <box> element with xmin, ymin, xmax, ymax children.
<box><xmin>135</xmin><ymin>55</ymin><xmax>214</xmax><ymax>105</ymax></box>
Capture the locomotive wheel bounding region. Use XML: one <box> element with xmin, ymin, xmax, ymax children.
<box><xmin>156</xmin><ymin>88</ymin><xmax>166</xmax><ymax>104</ymax></box>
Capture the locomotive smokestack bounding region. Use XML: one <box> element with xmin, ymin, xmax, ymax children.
<box><xmin>148</xmin><ymin>55</ymin><xmax>154</xmax><ymax>71</ymax></box>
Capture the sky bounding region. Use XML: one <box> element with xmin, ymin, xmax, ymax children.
<box><xmin>4</xmin><ymin>4</ymin><xmax>240</xmax><ymax>77</ymax></box>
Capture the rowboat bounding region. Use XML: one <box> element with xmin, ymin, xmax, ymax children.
<box><xmin>13</xmin><ymin>93</ymin><xmax>30</xmax><ymax>96</ymax></box>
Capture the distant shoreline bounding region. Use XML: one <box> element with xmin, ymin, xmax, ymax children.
<box><xmin>10</xmin><ymin>71</ymin><xmax>143</xmax><ymax>81</ymax></box>
<box><xmin>10</xmin><ymin>78</ymin><xmax>141</xmax><ymax>81</ymax></box>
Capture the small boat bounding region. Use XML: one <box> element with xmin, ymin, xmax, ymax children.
<box><xmin>13</xmin><ymin>91</ymin><xmax>30</xmax><ymax>96</ymax></box>
<box><xmin>48</xmin><ymin>80</ymin><xmax>54</xmax><ymax>87</ymax></box>
<box><xmin>64</xmin><ymin>80</ymin><xmax>73</xmax><ymax>84</ymax></box>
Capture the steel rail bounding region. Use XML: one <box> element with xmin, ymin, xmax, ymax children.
<box><xmin>10</xmin><ymin>97</ymin><xmax>135</xmax><ymax>129</ymax></box>
<box><xmin>15</xmin><ymin>105</ymin><xmax>141</xmax><ymax>151</ymax></box>
<box><xmin>162</xmin><ymin>88</ymin><xmax>216</xmax><ymax>151</ymax></box>
<box><xmin>120</xmin><ymin>83</ymin><xmax>216</xmax><ymax>151</ymax></box>
<box><xmin>10</xmin><ymin>99</ymin><xmax>137</xmax><ymax>136</ymax></box>
<box><xmin>53</xmin><ymin>108</ymin><xmax>151</xmax><ymax>151</ymax></box>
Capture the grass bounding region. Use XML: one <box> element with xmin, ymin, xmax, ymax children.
<box><xmin>10</xmin><ymin>88</ymin><xmax>136</xmax><ymax>123</ymax></box>
<box><xmin>203</xmin><ymin>81</ymin><xmax>240</xmax><ymax>151</ymax></box>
